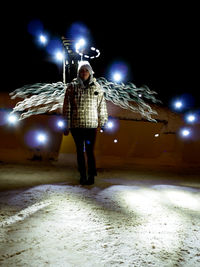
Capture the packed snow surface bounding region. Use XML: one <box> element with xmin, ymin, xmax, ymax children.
<box><xmin>0</xmin><ymin>162</ymin><xmax>200</xmax><ymax>266</ymax></box>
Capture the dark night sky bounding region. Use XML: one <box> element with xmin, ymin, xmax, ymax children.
<box><xmin>1</xmin><ymin>2</ymin><xmax>199</xmax><ymax>109</ymax></box>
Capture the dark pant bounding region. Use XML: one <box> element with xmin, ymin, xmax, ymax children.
<box><xmin>70</xmin><ymin>128</ymin><xmax>97</xmax><ymax>177</ymax></box>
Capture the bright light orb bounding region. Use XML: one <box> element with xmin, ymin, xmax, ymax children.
<box><xmin>39</xmin><ymin>35</ymin><xmax>47</xmax><ymax>44</ymax></box>
<box><xmin>186</xmin><ymin>114</ymin><xmax>196</xmax><ymax>123</ymax></box>
<box><xmin>154</xmin><ymin>134</ymin><xmax>159</xmax><ymax>137</ymax></box>
<box><xmin>75</xmin><ymin>38</ymin><xmax>86</xmax><ymax>50</ymax></box>
<box><xmin>79</xmin><ymin>38</ymin><xmax>86</xmax><ymax>46</ymax></box>
<box><xmin>113</xmin><ymin>72</ymin><xmax>122</xmax><ymax>82</ymax></box>
<box><xmin>174</xmin><ymin>101</ymin><xmax>183</xmax><ymax>109</ymax></box>
<box><xmin>55</xmin><ymin>51</ymin><xmax>64</xmax><ymax>61</ymax></box>
<box><xmin>181</xmin><ymin>128</ymin><xmax>191</xmax><ymax>137</ymax></box>
<box><xmin>114</xmin><ymin>139</ymin><xmax>118</xmax><ymax>143</ymax></box>
<box><xmin>57</xmin><ymin>120</ymin><xmax>64</xmax><ymax>128</ymax></box>
<box><xmin>7</xmin><ymin>114</ymin><xmax>18</xmax><ymax>124</ymax></box>
<box><xmin>37</xmin><ymin>133</ymin><xmax>47</xmax><ymax>143</ymax></box>
<box><xmin>107</xmin><ymin>121</ymin><xmax>113</xmax><ymax>129</ymax></box>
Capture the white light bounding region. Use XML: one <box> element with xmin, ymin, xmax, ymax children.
<box><xmin>114</xmin><ymin>139</ymin><xmax>118</xmax><ymax>143</ymax></box>
<box><xmin>7</xmin><ymin>114</ymin><xmax>18</xmax><ymax>124</ymax></box>
<box><xmin>100</xmin><ymin>129</ymin><xmax>103</xmax><ymax>133</ymax></box>
<box><xmin>79</xmin><ymin>38</ymin><xmax>86</xmax><ymax>46</ymax></box>
<box><xmin>181</xmin><ymin>128</ymin><xmax>191</xmax><ymax>137</ymax></box>
<box><xmin>55</xmin><ymin>51</ymin><xmax>64</xmax><ymax>61</ymax></box>
<box><xmin>113</xmin><ymin>72</ymin><xmax>122</xmax><ymax>82</ymax></box>
<box><xmin>37</xmin><ymin>133</ymin><xmax>47</xmax><ymax>143</ymax></box>
<box><xmin>175</xmin><ymin>101</ymin><xmax>183</xmax><ymax>109</ymax></box>
<box><xmin>39</xmin><ymin>35</ymin><xmax>47</xmax><ymax>44</ymax></box>
<box><xmin>57</xmin><ymin>120</ymin><xmax>64</xmax><ymax>128</ymax></box>
<box><xmin>186</xmin><ymin>114</ymin><xmax>196</xmax><ymax>123</ymax></box>
<box><xmin>154</xmin><ymin>134</ymin><xmax>159</xmax><ymax>137</ymax></box>
<box><xmin>75</xmin><ymin>38</ymin><xmax>86</xmax><ymax>51</ymax></box>
<box><xmin>139</xmin><ymin>94</ymin><xmax>142</xmax><ymax>98</ymax></box>
<box><xmin>107</xmin><ymin>121</ymin><xmax>113</xmax><ymax>128</ymax></box>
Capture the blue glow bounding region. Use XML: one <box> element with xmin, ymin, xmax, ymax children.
<box><xmin>174</xmin><ymin>101</ymin><xmax>183</xmax><ymax>109</ymax></box>
<box><xmin>57</xmin><ymin>120</ymin><xmax>64</xmax><ymax>128</ymax></box>
<box><xmin>185</xmin><ymin>113</ymin><xmax>197</xmax><ymax>123</ymax></box>
<box><xmin>7</xmin><ymin>114</ymin><xmax>18</xmax><ymax>124</ymax></box>
<box><xmin>75</xmin><ymin>38</ymin><xmax>86</xmax><ymax>50</ymax></box>
<box><xmin>37</xmin><ymin>133</ymin><xmax>47</xmax><ymax>144</ymax></box>
<box><xmin>67</xmin><ymin>22</ymin><xmax>90</xmax><ymax>40</ymax></box>
<box><xmin>28</xmin><ymin>19</ymin><xmax>44</xmax><ymax>36</ymax></box>
<box><xmin>171</xmin><ymin>94</ymin><xmax>195</xmax><ymax>112</ymax></box>
<box><xmin>109</xmin><ymin>61</ymin><xmax>129</xmax><ymax>82</ymax></box>
<box><xmin>55</xmin><ymin>51</ymin><xmax>64</xmax><ymax>61</ymax></box>
<box><xmin>39</xmin><ymin>34</ymin><xmax>48</xmax><ymax>45</ymax></box>
<box><xmin>106</xmin><ymin>121</ymin><xmax>114</xmax><ymax>129</ymax></box>
<box><xmin>113</xmin><ymin>72</ymin><xmax>122</xmax><ymax>82</ymax></box>
<box><xmin>46</xmin><ymin>38</ymin><xmax>62</xmax><ymax>57</ymax></box>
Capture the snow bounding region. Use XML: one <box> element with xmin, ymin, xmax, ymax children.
<box><xmin>0</xmin><ymin>162</ymin><xmax>200</xmax><ymax>266</ymax></box>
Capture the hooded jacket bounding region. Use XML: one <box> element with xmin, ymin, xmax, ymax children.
<box><xmin>62</xmin><ymin>63</ymin><xmax>108</xmax><ymax>128</ymax></box>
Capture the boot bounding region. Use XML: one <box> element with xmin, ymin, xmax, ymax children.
<box><xmin>86</xmin><ymin>175</ymin><xmax>95</xmax><ymax>185</ymax></box>
<box><xmin>80</xmin><ymin>174</ymin><xmax>87</xmax><ymax>185</ymax></box>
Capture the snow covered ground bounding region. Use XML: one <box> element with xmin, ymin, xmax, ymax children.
<box><xmin>0</xmin><ymin>162</ymin><xmax>200</xmax><ymax>266</ymax></box>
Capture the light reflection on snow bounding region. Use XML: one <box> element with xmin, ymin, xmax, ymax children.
<box><xmin>0</xmin><ymin>201</ymin><xmax>51</xmax><ymax>228</ymax></box>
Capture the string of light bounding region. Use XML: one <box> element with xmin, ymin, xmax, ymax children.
<box><xmin>75</xmin><ymin>46</ymin><xmax>100</xmax><ymax>59</ymax></box>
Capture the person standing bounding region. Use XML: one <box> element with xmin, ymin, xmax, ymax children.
<box><xmin>62</xmin><ymin>62</ymin><xmax>108</xmax><ymax>185</ymax></box>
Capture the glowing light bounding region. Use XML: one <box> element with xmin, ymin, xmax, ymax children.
<box><xmin>186</xmin><ymin>114</ymin><xmax>196</xmax><ymax>123</ymax></box>
<box><xmin>139</xmin><ymin>94</ymin><xmax>142</xmax><ymax>98</ymax></box>
<box><xmin>37</xmin><ymin>133</ymin><xmax>47</xmax><ymax>143</ymax></box>
<box><xmin>75</xmin><ymin>39</ymin><xmax>100</xmax><ymax>59</ymax></box>
<box><xmin>100</xmin><ymin>129</ymin><xmax>103</xmax><ymax>133</ymax></box>
<box><xmin>181</xmin><ymin>128</ymin><xmax>191</xmax><ymax>137</ymax></box>
<box><xmin>7</xmin><ymin>114</ymin><xmax>18</xmax><ymax>124</ymax></box>
<box><xmin>55</xmin><ymin>51</ymin><xmax>64</xmax><ymax>61</ymax></box>
<box><xmin>57</xmin><ymin>120</ymin><xmax>64</xmax><ymax>128</ymax></box>
<box><xmin>113</xmin><ymin>72</ymin><xmax>122</xmax><ymax>82</ymax></box>
<box><xmin>79</xmin><ymin>38</ymin><xmax>86</xmax><ymax>46</ymax></box>
<box><xmin>75</xmin><ymin>38</ymin><xmax>86</xmax><ymax>50</ymax></box>
<box><xmin>39</xmin><ymin>35</ymin><xmax>47</xmax><ymax>44</ymax></box>
<box><xmin>164</xmin><ymin>190</ymin><xmax>200</xmax><ymax>211</ymax></box>
<box><xmin>114</xmin><ymin>139</ymin><xmax>118</xmax><ymax>143</ymax></box>
<box><xmin>154</xmin><ymin>134</ymin><xmax>159</xmax><ymax>137</ymax></box>
<box><xmin>174</xmin><ymin>101</ymin><xmax>183</xmax><ymax>109</ymax></box>
<box><xmin>107</xmin><ymin>121</ymin><xmax>113</xmax><ymax>129</ymax></box>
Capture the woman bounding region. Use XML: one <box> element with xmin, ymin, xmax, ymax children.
<box><xmin>62</xmin><ymin>62</ymin><xmax>108</xmax><ymax>185</ymax></box>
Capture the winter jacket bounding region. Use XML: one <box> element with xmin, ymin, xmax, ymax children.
<box><xmin>62</xmin><ymin>77</ymin><xmax>108</xmax><ymax>128</ymax></box>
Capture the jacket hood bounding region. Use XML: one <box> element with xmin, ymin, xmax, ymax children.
<box><xmin>77</xmin><ymin>61</ymin><xmax>95</xmax><ymax>87</ymax></box>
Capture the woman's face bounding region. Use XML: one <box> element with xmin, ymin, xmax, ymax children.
<box><xmin>79</xmin><ymin>67</ymin><xmax>90</xmax><ymax>81</ymax></box>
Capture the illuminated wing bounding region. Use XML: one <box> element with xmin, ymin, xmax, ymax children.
<box><xmin>9</xmin><ymin>78</ymin><xmax>162</xmax><ymax>122</ymax></box>
<box><xmin>97</xmin><ymin>77</ymin><xmax>162</xmax><ymax>122</ymax></box>
<box><xmin>9</xmin><ymin>82</ymin><xmax>67</xmax><ymax>120</ymax></box>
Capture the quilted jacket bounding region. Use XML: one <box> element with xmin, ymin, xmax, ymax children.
<box><xmin>62</xmin><ymin>77</ymin><xmax>108</xmax><ymax>128</ymax></box>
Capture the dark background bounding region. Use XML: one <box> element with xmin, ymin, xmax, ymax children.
<box><xmin>1</xmin><ymin>2</ymin><xmax>199</xmax><ymax>109</ymax></box>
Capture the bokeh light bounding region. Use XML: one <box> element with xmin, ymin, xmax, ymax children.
<box><xmin>66</xmin><ymin>22</ymin><xmax>91</xmax><ymax>40</ymax></box>
<box><xmin>57</xmin><ymin>120</ymin><xmax>65</xmax><ymax>128</ymax></box>
<box><xmin>180</xmin><ymin>128</ymin><xmax>191</xmax><ymax>138</ymax></box>
<box><xmin>27</xmin><ymin>19</ymin><xmax>44</xmax><ymax>36</ymax></box>
<box><xmin>37</xmin><ymin>133</ymin><xmax>47</xmax><ymax>143</ymax></box>
<box><xmin>108</xmin><ymin>61</ymin><xmax>129</xmax><ymax>83</ymax></box>
<box><xmin>39</xmin><ymin>34</ymin><xmax>48</xmax><ymax>45</ymax></box>
<box><xmin>7</xmin><ymin>114</ymin><xmax>18</xmax><ymax>125</ymax></box>
<box><xmin>185</xmin><ymin>114</ymin><xmax>197</xmax><ymax>123</ymax></box>
<box><xmin>113</xmin><ymin>72</ymin><xmax>122</xmax><ymax>82</ymax></box>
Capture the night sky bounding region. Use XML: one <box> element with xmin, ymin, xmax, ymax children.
<box><xmin>2</xmin><ymin>3</ymin><xmax>199</xmax><ymax>109</ymax></box>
